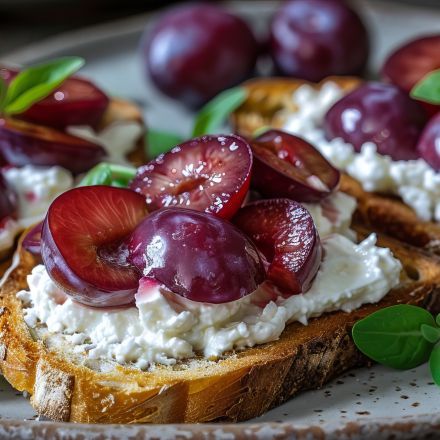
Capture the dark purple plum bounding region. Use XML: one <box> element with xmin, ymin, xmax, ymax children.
<box><xmin>0</xmin><ymin>67</ymin><xmax>109</xmax><ymax>129</ymax></box>
<box><xmin>130</xmin><ymin>135</ymin><xmax>253</xmax><ymax>220</ymax></box>
<box><xmin>324</xmin><ymin>82</ymin><xmax>427</xmax><ymax>161</ymax></box>
<box><xmin>127</xmin><ymin>208</ymin><xmax>266</xmax><ymax>304</ymax></box>
<box><xmin>270</xmin><ymin>0</ymin><xmax>369</xmax><ymax>81</ymax></box>
<box><xmin>0</xmin><ymin>118</ymin><xmax>106</xmax><ymax>175</ymax></box>
<box><xmin>417</xmin><ymin>113</ymin><xmax>440</xmax><ymax>171</ymax></box>
<box><xmin>234</xmin><ymin>199</ymin><xmax>322</xmax><ymax>295</ymax></box>
<box><xmin>142</xmin><ymin>4</ymin><xmax>258</xmax><ymax>108</ymax></box>
<box><xmin>251</xmin><ymin>129</ymin><xmax>340</xmax><ymax>202</ymax></box>
<box><xmin>41</xmin><ymin>186</ymin><xmax>148</xmax><ymax>308</ymax></box>
<box><xmin>0</xmin><ymin>172</ymin><xmax>17</xmax><ymax>223</ymax></box>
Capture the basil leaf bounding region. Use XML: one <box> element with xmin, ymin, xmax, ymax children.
<box><xmin>410</xmin><ymin>69</ymin><xmax>440</xmax><ymax>105</ymax></box>
<box><xmin>352</xmin><ymin>304</ymin><xmax>436</xmax><ymax>370</ymax></box>
<box><xmin>0</xmin><ymin>77</ymin><xmax>7</xmax><ymax>111</ymax></box>
<box><xmin>421</xmin><ymin>324</ymin><xmax>440</xmax><ymax>344</ymax></box>
<box><xmin>436</xmin><ymin>314</ymin><xmax>440</xmax><ymax>327</ymax></box>
<box><xmin>429</xmin><ymin>344</ymin><xmax>440</xmax><ymax>386</ymax></box>
<box><xmin>192</xmin><ymin>87</ymin><xmax>248</xmax><ymax>137</ymax></box>
<box><xmin>147</xmin><ymin>129</ymin><xmax>184</xmax><ymax>158</ymax></box>
<box><xmin>79</xmin><ymin>163</ymin><xmax>136</xmax><ymax>188</ymax></box>
<box><xmin>4</xmin><ymin>57</ymin><xmax>85</xmax><ymax>115</ymax></box>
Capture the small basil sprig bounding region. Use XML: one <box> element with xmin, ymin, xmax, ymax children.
<box><xmin>0</xmin><ymin>56</ymin><xmax>84</xmax><ymax>115</ymax></box>
<box><xmin>410</xmin><ymin>69</ymin><xmax>440</xmax><ymax>105</ymax></box>
<box><xmin>146</xmin><ymin>86</ymin><xmax>248</xmax><ymax>159</ymax></box>
<box><xmin>352</xmin><ymin>304</ymin><xmax>440</xmax><ymax>385</ymax></box>
<box><xmin>79</xmin><ymin>163</ymin><xmax>136</xmax><ymax>188</ymax></box>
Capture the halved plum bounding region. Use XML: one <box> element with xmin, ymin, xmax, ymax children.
<box><xmin>0</xmin><ymin>67</ymin><xmax>109</xmax><ymax>129</ymax></box>
<box><xmin>324</xmin><ymin>82</ymin><xmax>426</xmax><ymax>161</ymax></box>
<box><xmin>127</xmin><ymin>207</ymin><xmax>266</xmax><ymax>304</ymax></box>
<box><xmin>0</xmin><ymin>172</ymin><xmax>17</xmax><ymax>222</ymax></box>
<box><xmin>234</xmin><ymin>199</ymin><xmax>322</xmax><ymax>295</ymax></box>
<box><xmin>251</xmin><ymin>129</ymin><xmax>340</xmax><ymax>202</ymax></box>
<box><xmin>41</xmin><ymin>186</ymin><xmax>148</xmax><ymax>308</ymax></box>
<box><xmin>130</xmin><ymin>135</ymin><xmax>252</xmax><ymax>219</ymax></box>
<box><xmin>0</xmin><ymin>118</ymin><xmax>106</xmax><ymax>174</ymax></box>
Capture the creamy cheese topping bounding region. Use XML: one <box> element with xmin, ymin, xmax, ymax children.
<box><xmin>0</xmin><ymin>165</ymin><xmax>74</xmax><ymax>253</ymax></box>
<box><xmin>67</xmin><ymin>121</ymin><xmax>144</xmax><ymax>165</ymax></box>
<box><xmin>17</xmin><ymin>229</ymin><xmax>401</xmax><ymax>368</ymax></box>
<box><xmin>3</xmin><ymin>165</ymin><xmax>74</xmax><ymax>225</ymax></box>
<box><xmin>282</xmin><ymin>82</ymin><xmax>440</xmax><ymax>222</ymax></box>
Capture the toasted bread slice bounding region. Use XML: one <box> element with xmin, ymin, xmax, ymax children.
<box><xmin>0</xmin><ymin>98</ymin><xmax>147</xmax><ymax>274</ymax></box>
<box><xmin>0</xmin><ymin>231</ymin><xmax>439</xmax><ymax>424</ymax></box>
<box><xmin>232</xmin><ymin>77</ymin><xmax>440</xmax><ymax>253</ymax></box>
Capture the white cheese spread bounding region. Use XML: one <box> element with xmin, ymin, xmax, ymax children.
<box><xmin>0</xmin><ymin>165</ymin><xmax>74</xmax><ymax>254</ymax></box>
<box><xmin>17</xmin><ymin>231</ymin><xmax>401</xmax><ymax>368</ymax></box>
<box><xmin>282</xmin><ymin>82</ymin><xmax>440</xmax><ymax>222</ymax></box>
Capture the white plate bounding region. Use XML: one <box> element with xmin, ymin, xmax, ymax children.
<box><xmin>1</xmin><ymin>1</ymin><xmax>440</xmax><ymax>438</ymax></box>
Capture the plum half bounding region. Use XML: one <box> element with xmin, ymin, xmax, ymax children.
<box><xmin>130</xmin><ymin>135</ymin><xmax>253</xmax><ymax>219</ymax></box>
<box><xmin>234</xmin><ymin>198</ymin><xmax>322</xmax><ymax>295</ymax></box>
<box><xmin>41</xmin><ymin>186</ymin><xmax>148</xmax><ymax>307</ymax></box>
<box><xmin>0</xmin><ymin>118</ymin><xmax>106</xmax><ymax>175</ymax></box>
<box><xmin>251</xmin><ymin>129</ymin><xmax>340</xmax><ymax>202</ymax></box>
<box><xmin>128</xmin><ymin>208</ymin><xmax>266</xmax><ymax>304</ymax></box>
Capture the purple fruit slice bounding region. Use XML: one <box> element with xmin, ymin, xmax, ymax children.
<box><xmin>0</xmin><ymin>67</ymin><xmax>109</xmax><ymax>129</ymax></box>
<box><xmin>128</xmin><ymin>207</ymin><xmax>265</xmax><ymax>304</ymax></box>
<box><xmin>0</xmin><ymin>118</ymin><xmax>106</xmax><ymax>174</ymax></box>
<box><xmin>130</xmin><ymin>135</ymin><xmax>252</xmax><ymax>219</ymax></box>
<box><xmin>41</xmin><ymin>186</ymin><xmax>148</xmax><ymax>307</ymax></box>
<box><xmin>234</xmin><ymin>198</ymin><xmax>322</xmax><ymax>295</ymax></box>
<box><xmin>251</xmin><ymin>129</ymin><xmax>340</xmax><ymax>202</ymax></box>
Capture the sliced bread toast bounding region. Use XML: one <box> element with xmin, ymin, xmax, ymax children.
<box><xmin>231</xmin><ymin>77</ymin><xmax>440</xmax><ymax>253</ymax></box>
<box><xmin>0</xmin><ymin>231</ymin><xmax>439</xmax><ymax>424</ymax></box>
<box><xmin>0</xmin><ymin>98</ymin><xmax>147</xmax><ymax>273</ymax></box>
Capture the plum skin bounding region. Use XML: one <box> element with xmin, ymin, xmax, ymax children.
<box><xmin>142</xmin><ymin>3</ymin><xmax>258</xmax><ymax>108</ymax></box>
<box><xmin>270</xmin><ymin>0</ymin><xmax>369</xmax><ymax>82</ymax></box>
<box><xmin>128</xmin><ymin>207</ymin><xmax>266</xmax><ymax>304</ymax></box>
<box><xmin>417</xmin><ymin>113</ymin><xmax>440</xmax><ymax>171</ymax></box>
<box><xmin>324</xmin><ymin>82</ymin><xmax>427</xmax><ymax>161</ymax></box>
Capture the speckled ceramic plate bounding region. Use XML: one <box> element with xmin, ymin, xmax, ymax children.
<box><xmin>1</xmin><ymin>1</ymin><xmax>440</xmax><ymax>438</ymax></box>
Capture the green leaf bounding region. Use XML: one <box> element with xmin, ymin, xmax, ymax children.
<box><xmin>192</xmin><ymin>87</ymin><xmax>248</xmax><ymax>137</ymax></box>
<box><xmin>429</xmin><ymin>344</ymin><xmax>440</xmax><ymax>386</ymax></box>
<box><xmin>3</xmin><ymin>56</ymin><xmax>85</xmax><ymax>115</ymax></box>
<box><xmin>0</xmin><ymin>77</ymin><xmax>7</xmax><ymax>111</ymax></box>
<box><xmin>436</xmin><ymin>313</ymin><xmax>440</xmax><ymax>327</ymax></box>
<box><xmin>147</xmin><ymin>129</ymin><xmax>184</xmax><ymax>158</ymax></box>
<box><xmin>352</xmin><ymin>304</ymin><xmax>436</xmax><ymax>370</ymax></box>
<box><xmin>410</xmin><ymin>69</ymin><xmax>440</xmax><ymax>105</ymax></box>
<box><xmin>421</xmin><ymin>324</ymin><xmax>440</xmax><ymax>344</ymax></box>
<box><xmin>79</xmin><ymin>163</ymin><xmax>136</xmax><ymax>188</ymax></box>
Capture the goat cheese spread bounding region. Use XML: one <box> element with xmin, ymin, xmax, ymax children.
<box><xmin>0</xmin><ymin>165</ymin><xmax>74</xmax><ymax>253</ymax></box>
<box><xmin>17</xmin><ymin>192</ymin><xmax>401</xmax><ymax>368</ymax></box>
<box><xmin>282</xmin><ymin>81</ymin><xmax>440</xmax><ymax>222</ymax></box>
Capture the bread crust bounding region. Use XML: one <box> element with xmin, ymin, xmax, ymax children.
<box><xmin>232</xmin><ymin>77</ymin><xmax>440</xmax><ymax>253</ymax></box>
<box><xmin>1</xmin><ymin>233</ymin><xmax>439</xmax><ymax>424</ymax></box>
<box><xmin>0</xmin><ymin>98</ymin><xmax>147</xmax><ymax>275</ymax></box>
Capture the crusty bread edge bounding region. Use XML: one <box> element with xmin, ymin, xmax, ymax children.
<box><xmin>0</xmin><ymin>232</ymin><xmax>440</xmax><ymax>424</ymax></box>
